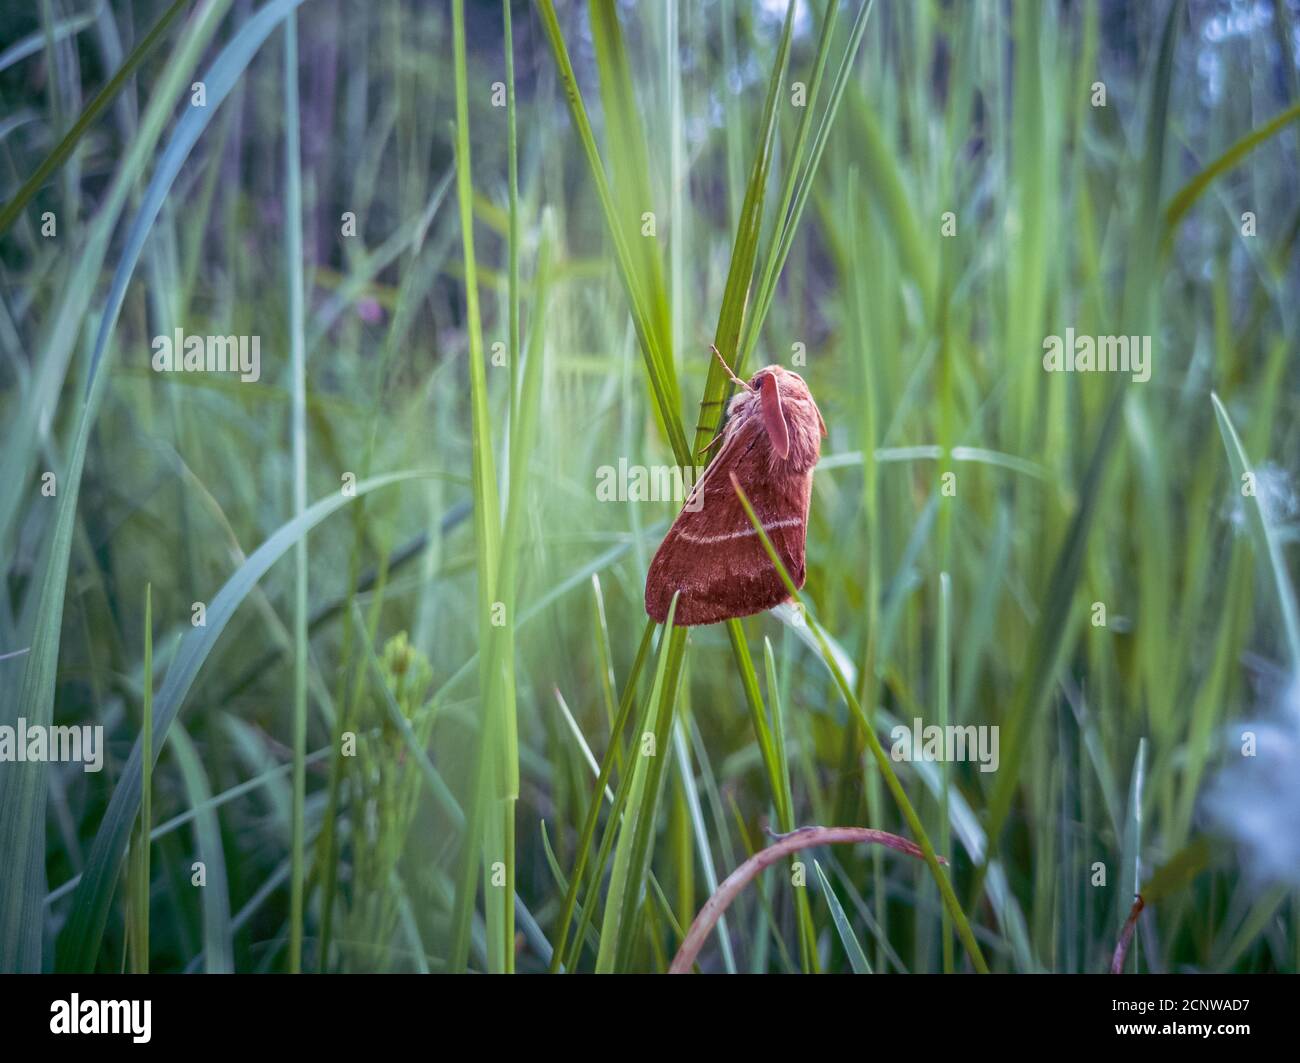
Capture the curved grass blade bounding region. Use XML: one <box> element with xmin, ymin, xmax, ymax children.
<box><xmin>730</xmin><ymin>475</ymin><xmax>989</xmax><ymax>973</ymax></box>
<box><xmin>0</xmin><ymin>3</ymin><xmax>99</xmax><ymax>76</ymax></box>
<box><xmin>0</xmin><ymin>0</ymin><xmax>306</xmax><ymax>976</ymax></box>
<box><xmin>539</xmin><ymin>822</ymin><xmax>599</xmax><ymax>959</ymax></box>
<box><xmin>1163</xmin><ymin>103</ymin><xmax>1300</xmax><ymax>244</ymax></box>
<box><xmin>0</xmin><ymin>0</ymin><xmax>234</xmax><ymax>556</ymax></box>
<box><xmin>1211</xmin><ymin>393</ymin><xmax>1300</xmax><ymax>666</ymax></box>
<box><xmin>55</xmin><ymin>470</ymin><xmax>435</xmax><ymax>971</ymax></box>
<box><xmin>169</xmin><ymin>725</ymin><xmax>233</xmax><ymax>973</ymax></box>
<box><xmin>85</xmin><ymin>0</ymin><xmax>308</xmax><ymax>392</ymax></box>
<box><xmin>0</xmin><ymin>372</ymin><xmax>104</xmax><ymax>970</ymax></box>
<box><xmin>670</xmin><ymin>826</ymin><xmax>936</xmax><ymax>974</ymax></box>
<box><xmin>0</xmin><ymin>0</ymin><xmax>190</xmax><ymax>237</ymax></box>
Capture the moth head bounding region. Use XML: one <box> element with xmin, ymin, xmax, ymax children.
<box><xmin>744</xmin><ymin>366</ymin><xmax>826</xmax><ymax>462</ymax></box>
<box><xmin>746</xmin><ymin>366</ymin><xmax>791</xmax><ymax>460</ymax></box>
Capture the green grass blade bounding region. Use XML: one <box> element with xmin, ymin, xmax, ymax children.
<box><xmin>54</xmin><ymin>470</ymin><xmax>438</xmax><ymax>971</ymax></box>
<box><xmin>85</xmin><ymin>0</ymin><xmax>307</xmax><ymax>391</ymax></box>
<box><xmin>1211</xmin><ymin>392</ymin><xmax>1300</xmax><ymax>666</ymax></box>
<box><xmin>743</xmin><ymin>0</ymin><xmax>879</xmax><ymax>367</ymax></box>
<box><xmin>1</xmin><ymin>1</ymin><xmax>295</xmax><ymax>973</ymax></box>
<box><xmin>169</xmin><ymin>725</ymin><xmax>234</xmax><ymax>973</ymax></box>
<box><xmin>670</xmin><ymin>722</ymin><xmax>738</xmax><ymax>974</ymax></box>
<box><xmin>595</xmin><ymin>601</ymin><xmax>684</xmax><ymax>972</ymax></box>
<box><xmin>447</xmin><ymin>0</ymin><xmax>509</xmax><ymax>974</ymax></box>
<box><xmin>0</xmin><ymin>0</ymin><xmax>190</xmax><ymax>237</ymax></box>
<box><xmin>504</xmin><ymin>0</ymin><xmax>521</xmax><ymax>428</ymax></box>
<box><xmin>282</xmin><ymin>7</ymin><xmax>310</xmax><ymax>975</ymax></box>
<box><xmin>127</xmin><ymin>585</ymin><xmax>154</xmax><ymax>973</ymax></box>
<box><xmin>1117</xmin><ymin>738</ymin><xmax>1148</xmax><ymax>973</ymax></box>
<box><xmin>1163</xmin><ymin>102</ymin><xmax>1300</xmax><ymax>243</ymax></box>
<box><xmin>730</xmin><ymin>476</ymin><xmax>989</xmax><ymax>973</ymax></box>
<box><xmin>1123</xmin><ymin>0</ymin><xmax>1182</xmax><ymax>325</ymax></box>
<box><xmin>588</xmin><ymin>0</ymin><xmax>676</xmax><ymax>405</ymax></box>
<box><xmin>979</xmin><ymin>390</ymin><xmax>1126</xmax><ymax>878</ymax></box>
<box><xmin>0</xmin><ymin>0</ymin><xmax>234</xmax><ymax>557</ymax></box>
<box><xmin>814</xmin><ymin>859</ymin><xmax>872</xmax><ymax>973</ymax></box>
<box><xmin>0</xmin><ymin>378</ymin><xmax>101</xmax><ymax>971</ymax></box>
<box><xmin>760</xmin><ymin>635</ymin><xmax>818</xmax><ymax>972</ymax></box>
<box><xmin>937</xmin><ymin>571</ymin><xmax>953</xmax><ymax>973</ymax></box>
<box><xmin>550</xmin><ymin>617</ymin><xmax>656</xmax><ymax>971</ymax></box>
<box><xmin>691</xmin><ymin>1</ymin><xmax>796</xmax><ymax>457</ymax></box>
<box><xmin>562</xmin><ymin>683</ymin><xmax>656</xmax><ymax>971</ymax></box>
<box><xmin>610</xmin><ymin>623</ymin><xmax>689</xmax><ymax>972</ymax></box>
<box><xmin>535</xmin><ymin>0</ymin><xmax>689</xmax><ymax>465</ymax></box>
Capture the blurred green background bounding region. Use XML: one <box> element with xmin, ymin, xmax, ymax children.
<box><xmin>1</xmin><ymin>0</ymin><xmax>1298</xmax><ymax>974</ymax></box>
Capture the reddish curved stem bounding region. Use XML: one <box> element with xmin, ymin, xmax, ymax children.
<box><xmin>1110</xmin><ymin>895</ymin><xmax>1146</xmax><ymax>974</ymax></box>
<box><xmin>669</xmin><ymin>825</ymin><xmax>944</xmax><ymax>974</ymax></box>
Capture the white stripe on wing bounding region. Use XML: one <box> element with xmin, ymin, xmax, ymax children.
<box><xmin>678</xmin><ymin>516</ymin><xmax>803</xmax><ymax>544</ymax></box>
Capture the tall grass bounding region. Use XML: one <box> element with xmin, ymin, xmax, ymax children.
<box><xmin>2</xmin><ymin>0</ymin><xmax>1298</xmax><ymax>974</ymax></box>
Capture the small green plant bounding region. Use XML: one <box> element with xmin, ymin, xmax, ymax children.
<box><xmin>341</xmin><ymin>633</ymin><xmax>435</xmax><ymax>972</ymax></box>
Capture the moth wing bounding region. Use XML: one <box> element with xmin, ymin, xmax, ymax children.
<box><xmin>645</xmin><ymin>424</ymin><xmax>809</xmax><ymax>627</ymax></box>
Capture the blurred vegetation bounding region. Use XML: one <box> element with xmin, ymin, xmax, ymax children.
<box><xmin>1</xmin><ymin>0</ymin><xmax>1298</xmax><ymax>973</ymax></box>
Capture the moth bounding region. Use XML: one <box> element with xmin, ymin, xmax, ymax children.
<box><xmin>645</xmin><ymin>349</ymin><xmax>826</xmax><ymax>627</ymax></box>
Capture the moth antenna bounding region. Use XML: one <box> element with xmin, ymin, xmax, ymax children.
<box><xmin>697</xmin><ymin>431</ymin><xmax>726</xmax><ymax>458</ymax></box>
<box><xmin>710</xmin><ymin>344</ymin><xmax>751</xmax><ymax>390</ymax></box>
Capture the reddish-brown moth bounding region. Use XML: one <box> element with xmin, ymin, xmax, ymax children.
<box><xmin>645</xmin><ymin>349</ymin><xmax>826</xmax><ymax>627</ymax></box>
